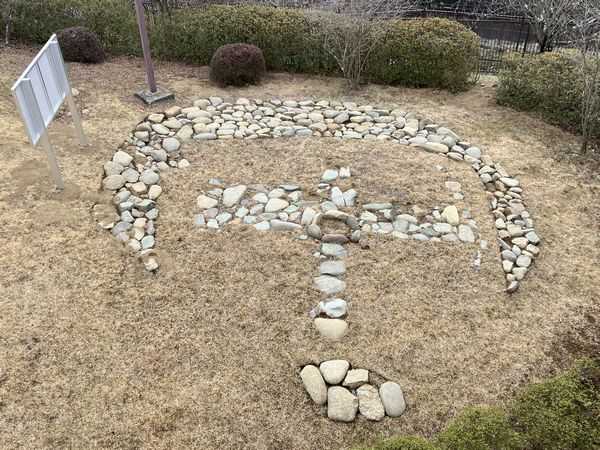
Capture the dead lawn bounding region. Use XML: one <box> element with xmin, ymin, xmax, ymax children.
<box><xmin>0</xmin><ymin>46</ymin><xmax>599</xmax><ymax>450</ymax></box>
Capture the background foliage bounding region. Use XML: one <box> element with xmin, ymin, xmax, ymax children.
<box><xmin>2</xmin><ymin>1</ymin><xmax>479</xmax><ymax>91</ymax></box>
<box><xmin>497</xmin><ymin>51</ymin><xmax>600</xmax><ymax>142</ymax></box>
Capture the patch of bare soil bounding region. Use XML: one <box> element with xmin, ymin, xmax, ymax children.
<box><xmin>0</xmin><ymin>47</ymin><xmax>599</xmax><ymax>450</ymax></box>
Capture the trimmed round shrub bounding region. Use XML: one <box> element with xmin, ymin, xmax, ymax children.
<box><xmin>209</xmin><ymin>43</ymin><xmax>266</xmax><ymax>87</ymax></box>
<box><xmin>367</xmin><ymin>18</ymin><xmax>480</xmax><ymax>92</ymax></box>
<box><xmin>57</xmin><ymin>26</ymin><xmax>105</xmax><ymax>63</ymax></box>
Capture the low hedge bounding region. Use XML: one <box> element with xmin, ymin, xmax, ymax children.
<box><xmin>497</xmin><ymin>51</ymin><xmax>600</xmax><ymax>140</ymax></box>
<box><xmin>358</xmin><ymin>359</ymin><xmax>600</xmax><ymax>450</ymax></box>
<box><xmin>368</xmin><ymin>18</ymin><xmax>480</xmax><ymax>92</ymax></box>
<box><xmin>7</xmin><ymin>0</ymin><xmax>139</xmax><ymax>55</ymax></box>
<box><xmin>151</xmin><ymin>5</ymin><xmax>337</xmax><ymax>74</ymax></box>
<box><xmin>3</xmin><ymin>1</ymin><xmax>479</xmax><ymax>91</ymax></box>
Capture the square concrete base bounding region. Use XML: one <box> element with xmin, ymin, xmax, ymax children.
<box><xmin>135</xmin><ymin>86</ymin><xmax>175</xmax><ymax>105</ymax></box>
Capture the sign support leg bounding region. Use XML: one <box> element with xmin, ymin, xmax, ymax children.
<box><xmin>66</xmin><ymin>93</ymin><xmax>89</xmax><ymax>146</ymax></box>
<box><xmin>40</xmin><ymin>130</ymin><xmax>64</xmax><ymax>190</ymax></box>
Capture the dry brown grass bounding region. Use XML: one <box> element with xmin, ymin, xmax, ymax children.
<box><xmin>0</xmin><ymin>47</ymin><xmax>599</xmax><ymax>450</ymax></box>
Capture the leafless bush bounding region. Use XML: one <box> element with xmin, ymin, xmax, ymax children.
<box><xmin>311</xmin><ymin>0</ymin><xmax>416</xmax><ymax>90</ymax></box>
<box><xmin>488</xmin><ymin>0</ymin><xmax>579</xmax><ymax>51</ymax></box>
<box><xmin>574</xmin><ymin>0</ymin><xmax>600</xmax><ymax>153</ymax></box>
<box><xmin>2</xmin><ymin>0</ymin><xmax>17</xmax><ymax>45</ymax></box>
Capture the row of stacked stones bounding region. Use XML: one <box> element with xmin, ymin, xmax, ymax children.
<box><xmin>99</xmin><ymin>96</ymin><xmax>540</xmax><ymax>292</ymax></box>
<box><xmin>195</xmin><ymin>171</ymin><xmax>478</xmax><ymax>245</ymax></box>
<box><xmin>300</xmin><ymin>360</ymin><xmax>406</xmax><ymax>422</ymax></box>
<box><xmin>97</xmin><ymin>106</ymin><xmax>191</xmax><ymax>272</ymax></box>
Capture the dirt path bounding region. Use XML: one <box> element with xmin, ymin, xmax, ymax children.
<box><xmin>0</xmin><ymin>47</ymin><xmax>598</xmax><ymax>450</ymax></box>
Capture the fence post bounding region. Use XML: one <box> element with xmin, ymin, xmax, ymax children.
<box><xmin>522</xmin><ymin>17</ymin><xmax>530</xmax><ymax>56</ymax></box>
<box><xmin>515</xmin><ymin>16</ymin><xmax>523</xmax><ymax>53</ymax></box>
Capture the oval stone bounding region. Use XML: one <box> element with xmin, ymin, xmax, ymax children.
<box><xmin>300</xmin><ymin>365</ymin><xmax>327</xmax><ymax>405</ymax></box>
<box><xmin>379</xmin><ymin>381</ymin><xmax>406</xmax><ymax>417</ymax></box>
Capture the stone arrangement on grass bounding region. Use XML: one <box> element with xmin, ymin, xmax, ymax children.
<box><xmin>193</xmin><ymin>170</ymin><xmax>480</xmax><ymax>341</ymax></box>
<box><xmin>300</xmin><ymin>360</ymin><xmax>406</xmax><ymax>422</ymax></box>
<box><xmin>97</xmin><ymin>96</ymin><xmax>541</xmax><ymax>293</ymax></box>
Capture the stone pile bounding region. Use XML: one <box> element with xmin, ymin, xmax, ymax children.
<box><xmin>98</xmin><ymin>97</ymin><xmax>540</xmax><ymax>292</ymax></box>
<box><xmin>300</xmin><ymin>360</ymin><xmax>406</xmax><ymax>422</ymax></box>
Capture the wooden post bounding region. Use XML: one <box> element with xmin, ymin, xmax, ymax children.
<box><xmin>134</xmin><ymin>0</ymin><xmax>157</xmax><ymax>93</ymax></box>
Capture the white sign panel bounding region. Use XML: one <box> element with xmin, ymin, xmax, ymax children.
<box><xmin>11</xmin><ymin>34</ymin><xmax>88</xmax><ymax>190</ymax></box>
<box><xmin>11</xmin><ymin>34</ymin><xmax>70</xmax><ymax>146</ymax></box>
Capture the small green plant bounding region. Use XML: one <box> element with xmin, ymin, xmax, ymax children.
<box><xmin>436</xmin><ymin>407</ymin><xmax>522</xmax><ymax>450</ymax></box>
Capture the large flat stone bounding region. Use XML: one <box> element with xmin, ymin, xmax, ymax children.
<box><xmin>357</xmin><ymin>384</ymin><xmax>385</xmax><ymax>421</ymax></box>
<box><xmin>222</xmin><ymin>185</ymin><xmax>247</xmax><ymax>207</ymax></box>
<box><xmin>314</xmin><ymin>318</ymin><xmax>347</xmax><ymax>341</ymax></box>
<box><xmin>314</xmin><ymin>276</ymin><xmax>346</xmax><ymax>296</ymax></box>
<box><xmin>327</xmin><ymin>387</ymin><xmax>358</xmax><ymax>422</ymax></box>
<box><xmin>319</xmin><ymin>260</ymin><xmax>346</xmax><ymax>276</ymax></box>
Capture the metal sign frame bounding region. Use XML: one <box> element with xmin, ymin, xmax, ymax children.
<box><xmin>11</xmin><ymin>34</ymin><xmax>88</xmax><ymax>190</ymax></box>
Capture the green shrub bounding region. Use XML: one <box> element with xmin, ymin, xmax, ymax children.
<box><xmin>357</xmin><ymin>436</ymin><xmax>439</xmax><ymax>450</ymax></box>
<box><xmin>497</xmin><ymin>52</ymin><xmax>587</xmax><ymax>135</ymax></box>
<box><xmin>57</xmin><ymin>26</ymin><xmax>105</xmax><ymax>63</ymax></box>
<box><xmin>151</xmin><ymin>5</ymin><xmax>337</xmax><ymax>74</ymax></box>
<box><xmin>355</xmin><ymin>360</ymin><xmax>600</xmax><ymax>450</ymax></box>
<box><xmin>209</xmin><ymin>43</ymin><xmax>266</xmax><ymax>87</ymax></box>
<box><xmin>509</xmin><ymin>359</ymin><xmax>600</xmax><ymax>450</ymax></box>
<box><xmin>436</xmin><ymin>407</ymin><xmax>522</xmax><ymax>450</ymax></box>
<box><xmin>367</xmin><ymin>18</ymin><xmax>480</xmax><ymax>92</ymax></box>
<box><xmin>8</xmin><ymin>0</ymin><xmax>139</xmax><ymax>55</ymax></box>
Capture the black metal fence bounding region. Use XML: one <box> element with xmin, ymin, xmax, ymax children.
<box><xmin>409</xmin><ymin>9</ymin><xmax>539</xmax><ymax>73</ymax></box>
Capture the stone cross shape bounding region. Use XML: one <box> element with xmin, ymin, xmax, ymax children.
<box><xmin>193</xmin><ymin>166</ymin><xmax>480</xmax><ymax>341</ymax></box>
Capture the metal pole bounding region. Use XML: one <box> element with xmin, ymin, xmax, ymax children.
<box><xmin>523</xmin><ymin>17</ymin><xmax>530</xmax><ymax>56</ymax></box>
<box><xmin>66</xmin><ymin>93</ymin><xmax>89</xmax><ymax>147</ymax></box>
<box><xmin>134</xmin><ymin>0</ymin><xmax>157</xmax><ymax>93</ymax></box>
<box><xmin>40</xmin><ymin>130</ymin><xmax>65</xmax><ymax>191</ymax></box>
